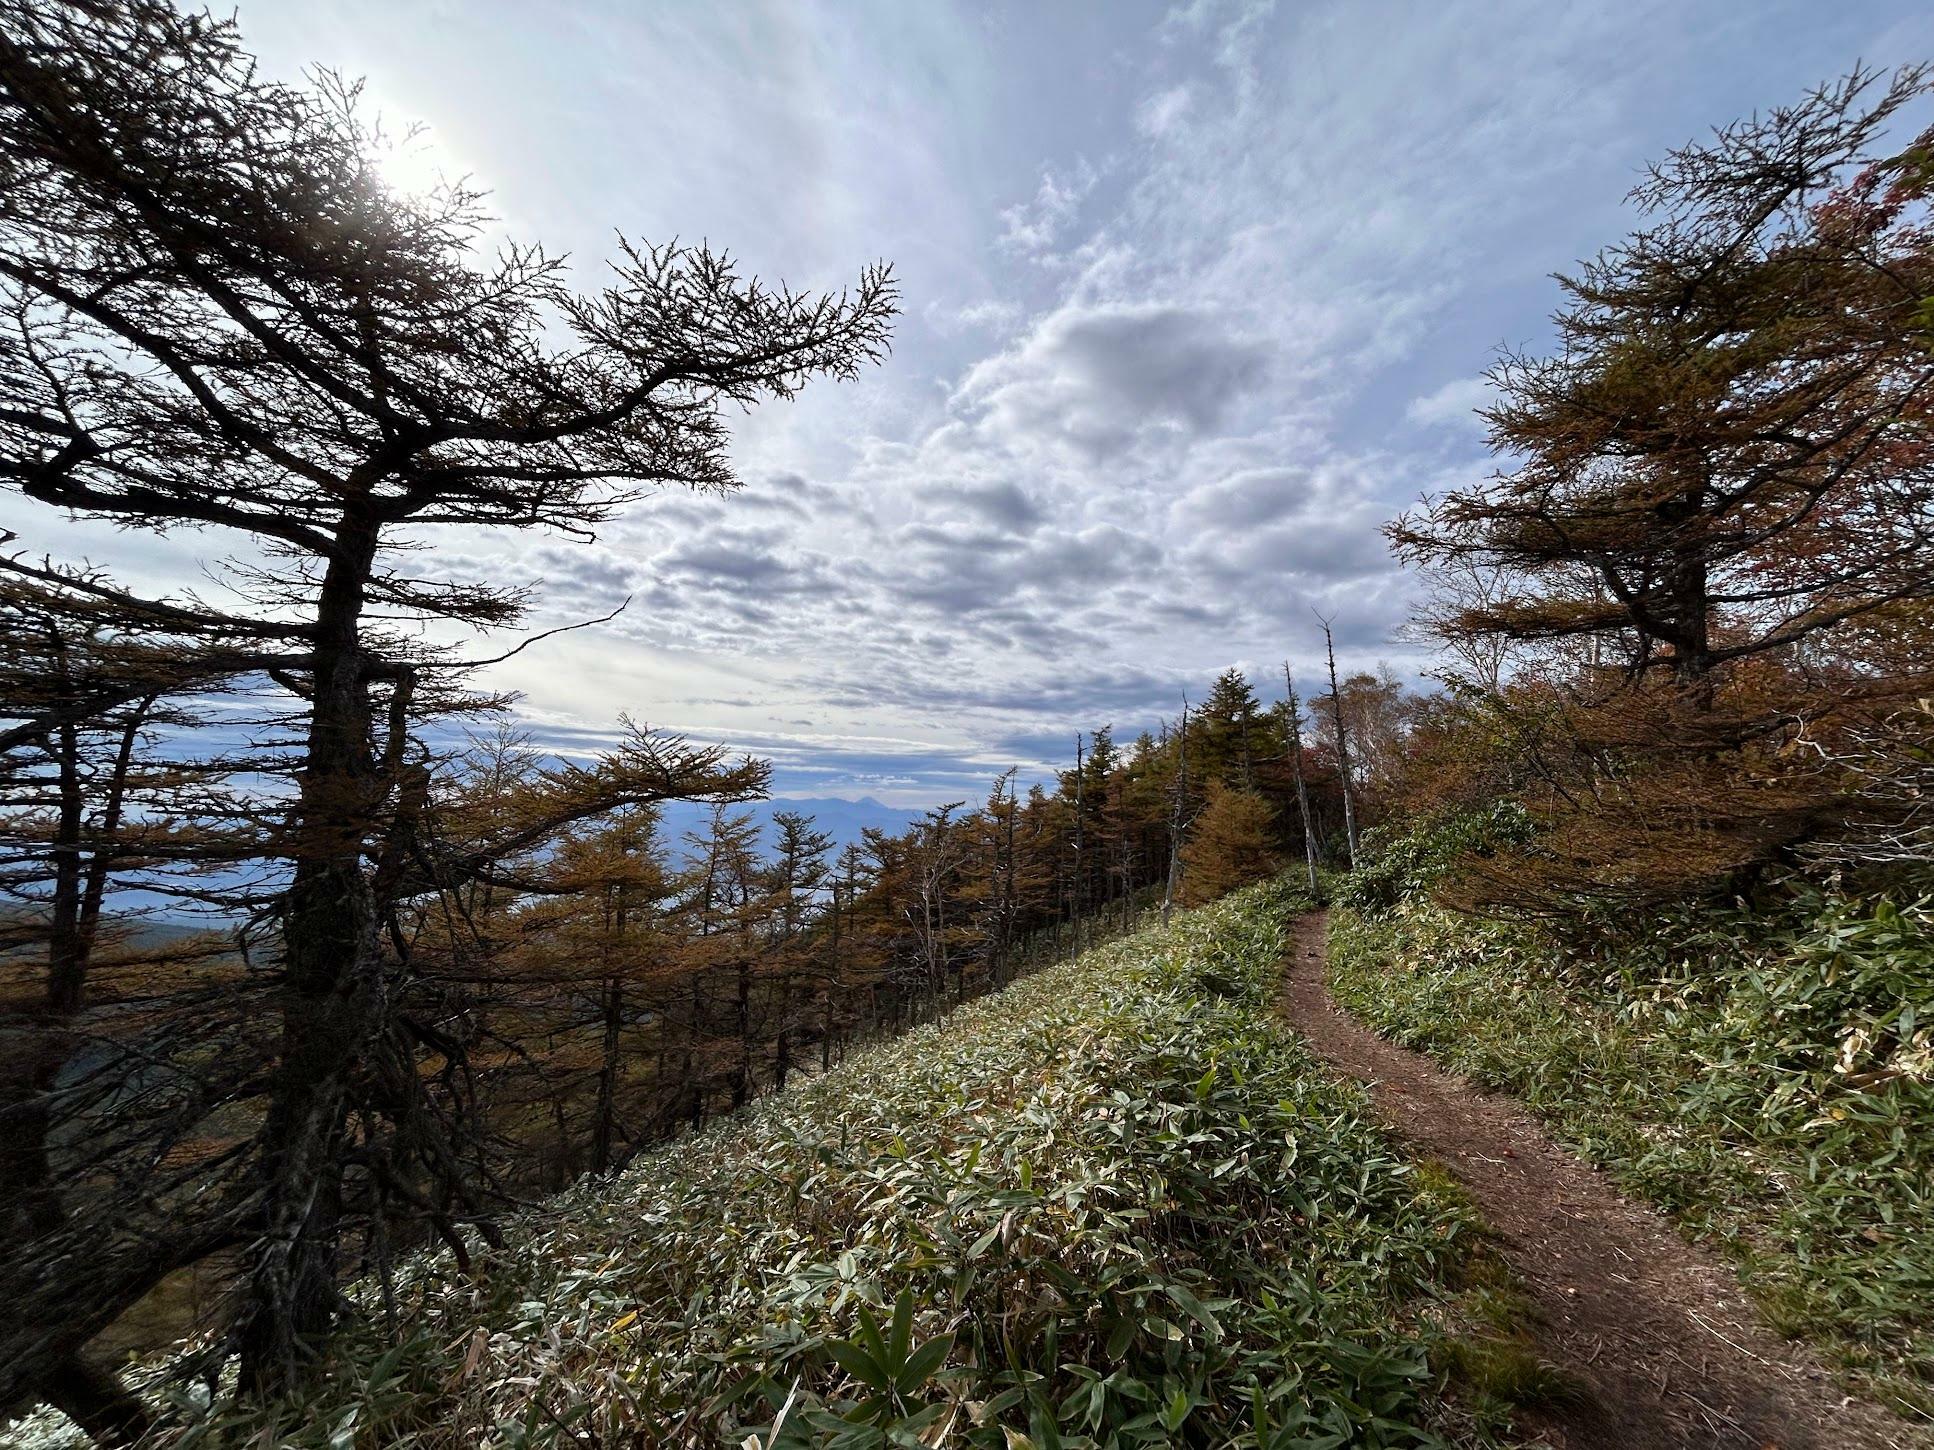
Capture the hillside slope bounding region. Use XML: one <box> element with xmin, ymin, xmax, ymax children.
<box><xmin>13</xmin><ymin>881</ymin><xmax>1511</xmax><ymax>1449</ymax></box>
<box><xmin>1329</xmin><ymin>882</ymin><xmax>1934</xmax><ymax>1432</ymax></box>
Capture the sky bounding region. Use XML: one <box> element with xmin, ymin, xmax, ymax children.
<box><xmin>15</xmin><ymin>0</ymin><xmax>1934</xmax><ymax>808</ymax></box>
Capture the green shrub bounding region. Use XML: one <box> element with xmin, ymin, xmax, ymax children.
<box><xmin>1334</xmin><ymin>804</ymin><xmax>1531</xmax><ymax>915</ymax></box>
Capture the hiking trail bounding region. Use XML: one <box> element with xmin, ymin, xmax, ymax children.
<box><xmin>1278</xmin><ymin>910</ymin><xmax>1918</xmax><ymax>1450</ymax></box>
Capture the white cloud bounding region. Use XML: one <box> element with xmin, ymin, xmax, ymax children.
<box><xmin>1136</xmin><ymin>85</ymin><xmax>1194</xmax><ymax>137</ymax></box>
<box><xmin>953</xmin><ymin>301</ymin><xmax>1271</xmax><ymax>462</ymax></box>
<box><xmin>943</xmin><ymin>298</ymin><xmax>1023</xmax><ymax>331</ymax></box>
<box><xmin>1406</xmin><ymin>376</ymin><xmax>1493</xmax><ymax>431</ymax></box>
<box><xmin>77</xmin><ymin>0</ymin><xmax>1934</xmax><ymax>805</ymax></box>
<box><xmin>996</xmin><ymin>160</ymin><xmax>1097</xmax><ymax>257</ymax></box>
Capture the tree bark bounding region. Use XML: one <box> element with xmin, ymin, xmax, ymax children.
<box><xmin>239</xmin><ymin>509</ymin><xmax>385</xmax><ymax>1393</ymax></box>
<box><xmin>1162</xmin><ymin>704</ymin><xmax>1190</xmax><ymax>926</ymax></box>
<box><xmin>1320</xmin><ymin>620</ymin><xmax>1359</xmax><ymax>866</ymax></box>
<box><xmin>1284</xmin><ymin>662</ymin><xmax>1321</xmax><ymax>897</ymax></box>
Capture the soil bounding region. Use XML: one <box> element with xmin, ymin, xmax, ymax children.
<box><xmin>1278</xmin><ymin>910</ymin><xmax>1922</xmax><ymax>1450</ymax></box>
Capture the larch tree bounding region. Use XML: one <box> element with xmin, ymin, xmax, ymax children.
<box><xmin>0</xmin><ymin>577</ymin><xmax>235</xmax><ymax>1443</ymax></box>
<box><xmin>0</xmin><ymin>0</ymin><xmax>892</xmax><ymax>1407</ymax></box>
<box><xmin>762</xmin><ymin>810</ymin><xmax>834</xmax><ymax>1089</ymax></box>
<box><xmin>1178</xmin><ymin>781</ymin><xmax>1279</xmax><ymax>907</ymax></box>
<box><xmin>973</xmin><ymin>769</ymin><xmax>1024</xmax><ymax>988</ymax></box>
<box><xmin>1394</xmin><ymin>66</ymin><xmax>1934</xmax><ymax>689</ymax></box>
<box><xmin>819</xmin><ymin>841</ymin><xmax>874</xmax><ymax>1063</ymax></box>
<box><xmin>679</xmin><ymin>804</ymin><xmax>768</xmax><ymax>1115</ymax></box>
<box><xmin>516</xmin><ymin>803</ymin><xmax>674</xmax><ymax>1175</ymax></box>
<box><xmin>1389</xmin><ymin>64</ymin><xmax>1934</xmax><ymax>903</ymax></box>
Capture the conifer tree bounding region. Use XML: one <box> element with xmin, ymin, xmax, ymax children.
<box><xmin>1178</xmin><ymin>782</ymin><xmax>1280</xmax><ymax>906</ymax></box>
<box><xmin>818</xmin><ymin>842</ymin><xmax>874</xmax><ymax>1063</ymax></box>
<box><xmin>1197</xmin><ymin>669</ymin><xmax>1265</xmax><ymax>789</ymax></box>
<box><xmin>1392</xmin><ymin>66</ymin><xmax>1934</xmax><ymax>691</ymax></box>
<box><xmin>1389</xmin><ymin>64</ymin><xmax>1934</xmax><ymax>902</ymax></box>
<box><xmin>762</xmin><ymin>811</ymin><xmax>833</xmax><ymax>1087</ymax></box>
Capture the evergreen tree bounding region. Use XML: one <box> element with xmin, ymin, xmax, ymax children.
<box><xmin>1197</xmin><ymin>669</ymin><xmax>1265</xmax><ymax>788</ymax></box>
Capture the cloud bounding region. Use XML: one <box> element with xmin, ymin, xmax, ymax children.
<box><xmin>933</xmin><ymin>480</ymin><xmax>1045</xmax><ymax>533</ymax></box>
<box><xmin>1406</xmin><ymin>376</ymin><xmax>1493</xmax><ymax>431</ymax></box>
<box><xmin>1170</xmin><ymin>461</ymin><xmax>1399</xmax><ymax>598</ymax></box>
<box><xmin>996</xmin><ymin>160</ymin><xmax>1097</xmax><ymax>257</ymax></box>
<box><xmin>944</xmin><ymin>299</ymin><xmax>1023</xmax><ymax>332</ymax></box>
<box><xmin>1136</xmin><ymin>85</ymin><xmax>1194</xmax><ymax>138</ymax></box>
<box><xmin>954</xmin><ymin>301</ymin><xmax>1271</xmax><ymax>461</ymax></box>
<box><xmin>182</xmin><ymin>0</ymin><xmax>1932</xmax><ymax>809</ymax></box>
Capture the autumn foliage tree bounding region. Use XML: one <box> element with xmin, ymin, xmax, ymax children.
<box><xmin>1178</xmin><ymin>782</ymin><xmax>1279</xmax><ymax>906</ymax></box>
<box><xmin>1390</xmin><ymin>65</ymin><xmax>1934</xmax><ymax>907</ymax></box>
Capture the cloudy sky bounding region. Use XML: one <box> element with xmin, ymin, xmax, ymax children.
<box><xmin>24</xmin><ymin>1</ymin><xmax>1934</xmax><ymax>806</ymax></box>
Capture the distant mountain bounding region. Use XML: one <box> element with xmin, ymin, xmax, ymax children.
<box><xmin>655</xmin><ymin>795</ymin><xmax>922</xmax><ymax>860</ymax></box>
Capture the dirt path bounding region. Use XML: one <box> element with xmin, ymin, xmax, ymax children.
<box><xmin>1279</xmin><ymin>911</ymin><xmax>1919</xmax><ymax>1450</ymax></box>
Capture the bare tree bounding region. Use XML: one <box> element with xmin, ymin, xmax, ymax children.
<box><xmin>1281</xmin><ymin>662</ymin><xmax>1320</xmax><ymax>896</ymax></box>
<box><xmin>1071</xmin><ymin>731</ymin><xmax>1085</xmax><ymax>950</ymax></box>
<box><xmin>1403</xmin><ymin>559</ymin><xmax>1523</xmax><ymax>692</ymax></box>
<box><xmin>1161</xmin><ymin>699</ymin><xmax>1192</xmax><ymax>926</ymax></box>
<box><xmin>1316</xmin><ymin>614</ymin><xmax>1359</xmax><ymax>866</ymax></box>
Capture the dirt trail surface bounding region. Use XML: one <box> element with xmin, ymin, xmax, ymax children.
<box><xmin>1279</xmin><ymin>911</ymin><xmax>1920</xmax><ymax>1450</ymax></box>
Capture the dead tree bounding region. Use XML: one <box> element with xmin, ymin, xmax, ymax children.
<box><xmin>1317</xmin><ymin>614</ymin><xmax>1360</xmax><ymax>866</ymax></box>
<box><xmin>1161</xmin><ymin>699</ymin><xmax>1192</xmax><ymax>926</ymax></box>
<box><xmin>1281</xmin><ymin>662</ymin><xmax>1320</xmax><ymax>897</ymax></box>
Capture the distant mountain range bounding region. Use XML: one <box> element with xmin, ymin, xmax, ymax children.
<box><xmin>655</xmin><ymin>795</ymin><xmax>922</xmax><ymax>860</ymax></box>
<box><xmin>15</xmin><ymin>800</ymin><xmax>926</xmax><ymax>937</ymax></box>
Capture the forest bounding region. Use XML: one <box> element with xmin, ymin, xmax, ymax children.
<box><xmin>1</xmin><ymin>2</ymin><xmax>1932</xmax><ymax>1448</ymax></box>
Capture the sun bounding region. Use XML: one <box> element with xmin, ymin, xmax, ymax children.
<box><xmin>374</xmin><ymin>122</ymin><xmax>461</xmax><ymax>200</ymax></box>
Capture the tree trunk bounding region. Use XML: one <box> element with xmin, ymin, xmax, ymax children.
<box><xmin>821</xmin><ymin>882</ymin><xmax>840</xmax><ymax>1071</ymax></box>
<box><xmin>1284</xmin><ymin>663</ymin><xmax>1321</xmax><ymax>897</ymax></box>
<box><xmin>1321</xmin><ymin>621</ymin><xmax>1359</xmax><ymax>866</ymax></box>
<box><xmin>1162</xmin><ymin>704</ymin><xmax>1190</xmax><ymax>926</ymax></box>
<box><xmin>240</xmin><ymin>511</ymin><xmax>385</xmax><ymax>1393</ymax></box>
<box><xmin>773</xmin><ymin>963</ymin><xmax>793</xmax><ymax>1090</ymax></box>
<box><xmin>731</xmin><ymin>958</ymin><xmax>751</xmax><ymax>1110</ymax></box>
<box><xmin>2</xmin><ymin>691</ymin><xmax>172</xmax><ymax>1442</ymax></box>
<box><xmin>1666</xmin><ymin>497</ymin><xmax>1715</xmax><ymax>701</ymax></box>
<box><xmin>592</xmin><ymin>974</ymin><xmax>623</xmax><ymax>1173</ymax></box>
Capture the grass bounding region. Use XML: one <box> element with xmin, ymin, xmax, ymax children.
<box><xmin>1327</xmin><ymin>889</ymin><xmax>1934</xmax><ymax>1427</ymax></box>
<box><xmin>11</xmin><ymin>879</ymin><xmax>1523</xmax><ymax>1449</ymax></box>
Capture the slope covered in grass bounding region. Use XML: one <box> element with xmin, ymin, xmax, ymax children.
<box><xmin>1329</xmin><ymin>885</ymin><xmax>1934</xmax><ymax>1426</ymax></box>
<box><xmin>26</xmin><ymin>880</ymin><xmax>1512</xmax><ymax>1449</ymax></box>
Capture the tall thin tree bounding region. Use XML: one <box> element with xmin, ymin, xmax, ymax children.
<box><xmin>1282</xmin><ymin>662</ymin><xmax>1321</xmax><ymax>896</ymax></box>
<box><xmin>1317</xmin><ymin>615</ymin><xmax>1360</xmax><ymax>865</ymax></box>
<box><xmin>1161</xmin><ymin>699</ymin><xmax>1192</xmax><ymax>926</ymax></box>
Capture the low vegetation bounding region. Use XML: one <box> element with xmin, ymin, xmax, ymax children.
<box><xmin>1330</xmin><ymin>837</ymin><xmax>1934</xmax><ymax>1421</ymax></box>
<box><xmin>8</xmin><ymin>881</ymin><xmax>1527</xmax><ymax>1449</ymax></box>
